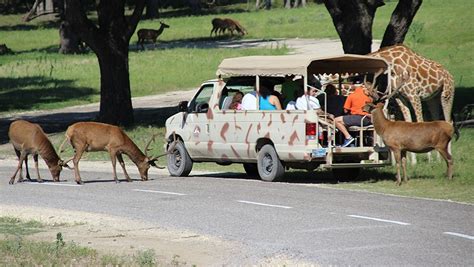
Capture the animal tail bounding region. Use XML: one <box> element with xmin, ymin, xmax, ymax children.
<box><xmin>451</xmin><ymin>114</ymin><xmax>460</xmax><ymax>141</ymax></box>
<box><xmin>58</xmin><ymin>134</ymin><xmax>70</xmax><ymax>154</ymax></box>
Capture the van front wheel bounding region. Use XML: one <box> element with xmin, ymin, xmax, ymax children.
<box><xmin>257</xmin><ymin>145</ymin><xmax>285</xmax><ymax>182</ymax></box>
<box><xmin>167</xmin><ymin>140</ymin><xmax>193</xmax><ymax>177</ymax></box>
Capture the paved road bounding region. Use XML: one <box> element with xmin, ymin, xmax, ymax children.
<box><xmin>1</xmin><ymin>161</ymin><xmax>472</xmax><ymax>265</ymax></box>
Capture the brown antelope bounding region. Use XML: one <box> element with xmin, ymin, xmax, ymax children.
<box><xmin>210</xmin><ymin>18</ymin><xmax>247</xmax><ymax>37</ymax></box>
<box><xmin>364</xmin><ymin>96</ymin><xmax>458</xmax><ymax>185</ymax></box>
<box><xmin>137</xmin><ymin>21</ymin><xmax>170</xmax><ymax>50</ymax></box>
<box><xmin>59</xmin><ymin>122</ymin><xmax>175</xmax><ymax>184</ymax></box>
<box><xmin>8</xmin><ymin>120</ymin><xmax>69</xmax><ymax>184</ymax></box>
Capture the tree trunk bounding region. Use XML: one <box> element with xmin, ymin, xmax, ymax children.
<box><xmin>293</xmin><ymin>0</ymin><xmax>299</xmax><ymax>8</ymax></box>
<box><xmin>323</xmin><ymin>0</ymin><xmax>385</xmax><ymax>54</ymax></box>
<box><xmin>97</xmin><ymin>47</ymin><xmax>134</xmax><ymax>125</ymax></box>
<box><xmin>59</xmin><ymin>20</ymin><xmax>83</xmax><ymax>54</ymax></box>
<box><xmin>265</xmin><ymin>0</ymin><xmax>271</xmax><ymax>9</ymax></box>
<box><xmin>381</xmin><ymin>0</ymin><xmax>422</xmax><ymax>48</ymax></box>
<box><xmin>65</xmin><ymin>0</ymin><xmax>145</xmax><ymax>126</ymax></box>
<box><xmin>284</xmin><ymin>0</ymin><xmax>291</xmax><ymax>8</ymax></box>
<box><xmin>145</xmin><ymin>0</ymin><xmax>160</xmax><ymax>19</ymax></box>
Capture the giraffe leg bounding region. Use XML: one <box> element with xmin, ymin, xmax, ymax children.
<box><xmin>425</xmin><ymin>98</ymin><xmax>442</xmax><ymax>162</ymax></box>
<box><xmin>395</xmin><ymin>98</ymin><xmax>417</xmax><ymax>165</ymax></box>
<box><xmin>441</xmin><ymin>76</ymin><xmax>455</xmax><ymax>122</ymax></box>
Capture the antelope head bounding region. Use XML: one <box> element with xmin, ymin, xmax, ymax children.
<box><xmin>140</xmin><ymin>132</ymin><xmax>178</xmax><ymax>180</ymax></box>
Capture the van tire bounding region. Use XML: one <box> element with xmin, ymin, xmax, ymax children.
<box><xmin>167</xmin><ymin>140</ymin><xmax>193</xmax><ymax>177</ymax></box>
<box><xmin>257</xmin><ymin>144</ymin><xmax>285</xmax><ymax>182</ymax></box>
<box><xmin>243</xmin><ymin>163</ymin><xmax>258</xmax><ymax>177</ymax></box>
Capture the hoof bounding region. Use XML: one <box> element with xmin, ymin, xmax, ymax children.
<box><xmin>76</xmin><ymin>180</ymin><xmax>84</xmax><ymax>185</ymax></box>
<box><xmin>9</xmin><ymin>181</ymin><xmax>14</xmax><ymax>185</ymax></box>
<box><xmin>38</xmin><ymin>180</ymin><xmax>44</xmax><ymax>183</ymax></box>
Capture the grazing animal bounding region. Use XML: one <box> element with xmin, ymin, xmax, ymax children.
<box><xmin>210</xmin><ymin>18</ymin><xmax>247</xmax><ymax>37</ymax></box>
<box><xmin>137</xmin><ymin>21</ymin><xmax>170</xmax><ymax>50</ymax></box>
<box><xmin>59</xmin><ymin>122</ymin><xmax>174</xmax><ymax>184</ymax></box>
<box><xmin>365</xmin><ymin>102</ymin><xmax>458</xmax><ymax>186</ymax></box>
<box><xmin>8</xmin><ymin>120</ymin><xmax>68</xmax><ymax>184</ymax></box>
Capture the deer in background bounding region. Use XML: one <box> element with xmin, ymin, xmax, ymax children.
<box><xmin>59</xmin><ymin>122</ymin><xmax>176</xmax><ymax>184</ymax></box>
<box><xmin>137</xmin><ymin>21</ymin><xmax>170</xmax><ymax>50</ymax></box>
<box><xmin>8</xmin><ymin>120</ymin><xmax>69</xmax><ymax>184</ymax></box>
<box><xmin>210</xmin><ymin>18</ymin><xmax>247</xmax><ymax>37</ymax></box>
<box><xmin>364</xmin><ymin>88</ymin><xmax>459</xmax><ymax>186</ymax></box>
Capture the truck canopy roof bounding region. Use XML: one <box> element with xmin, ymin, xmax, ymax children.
<box><xmin>216</xmin><ymin>54</ymin><xmax>389</xmax><ymax>77</ymax></box>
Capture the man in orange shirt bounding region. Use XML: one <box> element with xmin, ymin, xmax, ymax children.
<box><xmin>334</xmin><ymin>79</ymin><xmax>373</xmax><ymax>147</ymax></box>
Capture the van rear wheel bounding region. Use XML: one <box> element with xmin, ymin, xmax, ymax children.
<box><xmin>257</xmin><ymin>144</ymin><xmax>285</xmax><ymax>182</ymax></box>
<box><xmin>167</xmin><ymin>140</ymin><xmax>193</xmax><ymax>177</ymax></box>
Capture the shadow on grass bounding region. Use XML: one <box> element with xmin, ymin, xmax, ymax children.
<box><xmin>0</xmin><ymin>20</ymin><xmax>60</xmax><ymax>32</ymax></box>
<box><xmin>0</xmin><ymin>76</ymin><xmax>95</xmax><ymax>112</ymax></box>
<box><xmin>129</xmin><ymin>36</ymin><xmax>275</xmax><ymax>52</ymax></box>
<box><xmin>453</xmin><ymin>87</ymin><xmax>474</xmax><ymax>115</ymax></box>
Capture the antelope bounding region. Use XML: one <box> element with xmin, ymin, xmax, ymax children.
<box><xmin>137</xmin><ymin>21</ymin><xmax>170</xmax><ymax>50</ymax></box>
<box><xmin>364</xmin><ymin>88</ymin><xmax>459</xmax><ymax>185</ymax></box>
<box><xmin>59</xmin><ymin>122</ymin><xmax>176</xmax><ymax>184</ymax></box>
<box><xmin>210</xmin><ymin>18</ymin><xmax>247</xmax><ymax>37</ymax></box>
<box><xmin>8</xmin><ymin>120</ymin><xmax>69</xmax><ymax>184</ymax></box>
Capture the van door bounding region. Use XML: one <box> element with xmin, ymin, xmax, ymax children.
<box><xmin>184</xmin><ymin>83</ymin><xmax>214</xmax><ymax>159</ymax></box>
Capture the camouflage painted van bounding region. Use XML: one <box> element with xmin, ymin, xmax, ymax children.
<box><xmin>165</xmin><ymin>54</ymin><xmax>393</xmax><ymax>181</ymax></box>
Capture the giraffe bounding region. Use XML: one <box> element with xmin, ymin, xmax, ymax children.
<box><xmin>369</xmin><ymin>44</ymin><xmax>455</xmax><ymax>123</ymax></box>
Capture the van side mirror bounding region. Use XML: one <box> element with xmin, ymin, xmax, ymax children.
<box><xmin>178</xmin><ymin>101</ymin><xmax>188</xmax><ymax>112</ymax></box>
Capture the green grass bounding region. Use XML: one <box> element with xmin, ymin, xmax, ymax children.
<box><xmin>0</xmin><ymin>217</ymin><xmax>44</xmax><ymax>236</ymax></box>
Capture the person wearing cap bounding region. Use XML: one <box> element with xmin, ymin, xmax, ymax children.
<box><xmin>334</xmin><ymin>79</ymin><xmax>373</xmax><ymax>147</ymax></box>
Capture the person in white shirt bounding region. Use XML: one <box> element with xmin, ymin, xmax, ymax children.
<box><xmin>241</xmin><ymin>90</ymin><xmax>257</xmax><ymax>110</ymax></box>
<box><xmin>295</xmin><ymin>86</ymin><xmax>321</xmax><ymax>110</ymax></box>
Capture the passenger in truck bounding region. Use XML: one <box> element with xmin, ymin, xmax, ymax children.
<box><xmin>324</xmin><ymin>84</ymin><xmax>345</xmax><ymax>118</ymax></box>
<box><xmin>259</xmin><ymin>84</ymin><xmax>282</xmax><ymax>110</ymax></box>
<box><xmin>334</xmin><ymin>80</ymin><xmax>373</xmax><ymax>147</ymax></box>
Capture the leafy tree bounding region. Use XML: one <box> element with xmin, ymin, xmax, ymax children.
<box><xmin>323</xmin><ymin>0</ymin><xmax>423</xmax><ymax>54</ymax></box>
<box><xmin>65</xmin><ymin>0</ymin><xmax>146</xmax><ymax>125</ymax></box>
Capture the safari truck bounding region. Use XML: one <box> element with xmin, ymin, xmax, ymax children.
<box><xmin>165</xmin><ymin>54</ymin><xmax>393</xmax><ymax>181</ymax></box>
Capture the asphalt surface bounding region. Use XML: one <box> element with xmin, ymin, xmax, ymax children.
<box><xmin>1</xmin><ymin>162</ymin><xmax>472</xmax><ymax>265</ymax></box>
